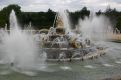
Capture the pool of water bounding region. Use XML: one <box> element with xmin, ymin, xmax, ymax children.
<box><xmin>0</xmin><ymin>42</ymin><xmax>121</xmax><ymax>80</ymax></box>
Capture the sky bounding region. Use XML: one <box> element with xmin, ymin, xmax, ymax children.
<box><xmin>0</xmin><ymin>0</ymin><xmax>121</xmax><ymax>12</ymax></box>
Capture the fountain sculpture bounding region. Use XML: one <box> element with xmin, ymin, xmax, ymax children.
<box><xmin>42</xmin><ymin>11</ymin><xmax>106</xmax><ymax>61</ymax></box>
<box><xmin>0</xmin><ymin>10</ymin><xmax>108</xmax><ymax>65</ymax></box>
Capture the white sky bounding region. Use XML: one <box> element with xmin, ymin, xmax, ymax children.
<box><xmin>0</xmin><ymin>0</ymin><xmax>121</xmax><ymax>12</ymax></box>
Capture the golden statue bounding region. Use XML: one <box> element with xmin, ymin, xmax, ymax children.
<box><xmin>55</xmin><ymin>14</ymin><xmax>65</xmax><ymax>34</ymax></box>
<box><xmin>56</xmin><ymin>14</ymin><xmax>64</xmax><ymax>29</ymax></box>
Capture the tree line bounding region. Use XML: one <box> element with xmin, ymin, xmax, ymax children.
<box><xmin>0</xmin><ymin>4</ymin><xmax>121</xmax><ymax>30</ymax></box>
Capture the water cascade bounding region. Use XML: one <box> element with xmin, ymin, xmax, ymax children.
<box><xmin>78</xmin><ymin>14</ymin><xmax>113</xmax><ymax>41</ymax></box>
<box><xmin>0</xmin><ymin>10</ymin><xmax>46</xmax><ymax>71</ymax></box>
<box><xmin>57</xmin><ymin>10</ymin><xmax>72</xmax><ymax>34</ymax></box>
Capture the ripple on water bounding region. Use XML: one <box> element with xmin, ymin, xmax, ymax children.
<box><xmin>60</xmin><ymin>66</ymin><xmax>72</xmax><ymax>70</ymax></box>
<box><xmin>84</xmin><ymin>65</ymin><xmax>96</xmax><ymax>69</ymax></box>
<box><xmin>0</xmin><ymin>70</ymin><xmax>11</xmax><ymax>75</ymax></box>
<box><xmin>115</xmin><ymin>61</ymin><xmax>121</xmax><ymax>64</ymax></box>
<box><xmin>10</xmin><ymin>66</ymin><xmax>37</xmax><ymax>76</ymax></box>
<box><xmin>102</xmin><ymin>63</ymin><xmax>114</xmax><ymax>67</ymax></box>
<box><xmin>19</xmin><ymin>71</ymin><xmax>37</xmax><ymax>76</ymax></box>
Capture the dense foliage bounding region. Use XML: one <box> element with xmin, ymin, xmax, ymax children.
<box><xmin>0</xmin><ymin>4</ymin><xmax>121</xmax><ymax>30</ymax></box>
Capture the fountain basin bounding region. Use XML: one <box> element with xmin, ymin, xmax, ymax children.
<box><xmin>44</xmin><ymin>47</ymin><xmax>106</xmax><ymax>62</ymax></box>
<box><xmin>44</xmin><ymin>48</ymin><xmax>73</xmax><ymax>59</ymax></box>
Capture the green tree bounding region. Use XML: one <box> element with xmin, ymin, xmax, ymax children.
<box><xmin>0</xmin><ymin>4</ymin><xmax>21</xmax><ymax>28</ymax></box>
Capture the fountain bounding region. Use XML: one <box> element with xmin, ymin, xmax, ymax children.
<box><xmin>78</xmin><ymin>13</ymin><xmax>112</xmax><ymax>41</ymax></box>
<box><xmin>0</xmin><ymin>10</ymin><xmax>46</xmax><ymax>72</ymax></box>
<box><xmin>0</xmin><ymin>9</ymin><xmax>120</xmax><ymax>80</ymax></box>
<box><xmin>42</xmin><ymin>10</ymin><xmax>106</xmax><ymax>61</ymax></box>
<box><xmin>0</xmin><ymin>10</ymin><xmax>106</xmax><ymax>64</ymax></box>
